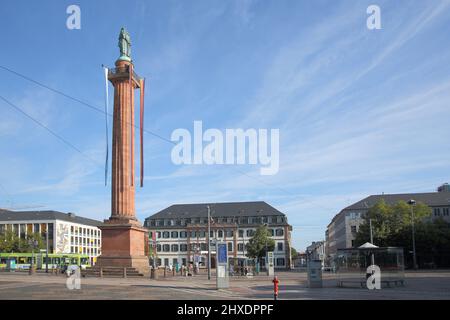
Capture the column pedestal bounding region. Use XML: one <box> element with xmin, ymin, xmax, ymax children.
<box><xmin>96</xmin><ymin>221</ymin><xmax>150</xmax><ymax>276</ymax></box>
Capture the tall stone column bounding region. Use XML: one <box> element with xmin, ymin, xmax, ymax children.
<box><xmin>96</xmin><ymin>28</ymin><xmax>150</xmax><ymax>276</ymax></box>
<box><xmin>110</xmin><ymin>59</ymin><xmax>136</xmax><ymax>224</ymax></box>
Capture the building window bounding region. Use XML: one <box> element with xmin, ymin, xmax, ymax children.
<box><xmin>227</xmin><ymin>242</ymin><xmax>233</xmax><ymax>252</ymax></box>
<box><xmin>434</xmin><ymin>208</ymin><xmax>441</xmax><ymax>216</ymax></box>
<box><xmin>157</xmin><ymin>258</ymin><xmax>162</xmax><ymax>267</ymax></box>
<box><xmin>162</xmin><ymin>231</ymin><xmax>170</xmax><ymax>238</ymax></box>
<box><xmin>180</xmin><ymin>231</ymin><xmax>187</xmax><ymax>238</ymax></box>
<box><xmin>180</xmin><ymin>244</ymin><xmax>188</xmax><ymax>252</ymax></box>
<box><xmin>199</xmin><ymin>231</ymin><xmax>206</xmax><ymax>238</ymax></box>
<box><xmin>218</xmin><ymin>230</ymin><xmax>223</xmax><ymax>238</ymax></box>
<box><xmin>162</xmin><ymin>244</ymin><xmax>170</xmax><ymax>252</ymax></box>
<box><xmin>246</xmin><ymin>229</ymin><xmax>255</xmax><ymax>237</ymax></box>
<box><xmin>277</xmin><ymin>242</ymin><xmax>283</xmax><ymax>252</ymax></box>
<box><xmin>238</xmin><ymin>243</ymin><xmax>244</xmax><ymax>252</ymax></box>
<box><xmin>171</xmin><ymin>244</ymin><xmax>179</xmax><ymax>252</ymax></box>
<box><xmin>48</xmin><ymin>223</ymin><xmax>54</xmax><ymax>240</ymax></box>
<box><xmin>19</xmin><ymin>224</ymin><xmax>26</xmax><ymax>238</ymax></box>
<box><xmin>173</xmin><ymin>258</ymin><xmax>178</xmax><ymax>265</ymax></box>
<box><xmin>275</xmin><ymin>229</ymin><xmax>284</xmax><ymax>237</ymax></box>
<box><xmin>238</xmin><ymin>230</ymin><xmax>244</xmax><ymax>238</ymax></box>
<box><xmin>276</xmin><ymin>258</ymin><xmax>285</xmax><ymax>266</ymax></box>
<box><xmin>171</xmin><ymin>231</ymin><xmax>179</xmax><ymax>238</ymax></box>
<box><xmin>226</xmin><ymin>230</ymin><xmax>233</xmax><ymax>237</ymax></box>
<box><xmin>164</xmin><ymin>258</ymin><xmax>169</xmax><ymax>266</ymax></box>
<box><xmin>269</xmin><ymin>229</ymin><xmax>274</xmax><ymax>236</ymax></box>
<box><xmin>156</xmin><ymin>244</ymin><xmax>161</xmax><ymax>252</ymax></box>
<box><xmin>351</xmin><ymin>226</ymin><xmax>357</xmax><ymax>233</ymax></box>
<box><xmin>443</xmin><ymin>208</ymin><xmax>450</xmax><ymax>216</ymax></box>
<box><xmin>200</xmin><ymin>243</ymin><xmax>207</xmax><ymax>251</ymax></box>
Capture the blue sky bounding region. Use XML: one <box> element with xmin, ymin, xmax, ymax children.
<box><xmin>1</xmin><ymin>0</ymin><xmax>450</xmax><ymax>250</ymax></box>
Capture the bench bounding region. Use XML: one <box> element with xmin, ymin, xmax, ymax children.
<box><xmin>337</xmin><ymin>279</ymin><xmax>405</xmax><ymax>288</ymax></box>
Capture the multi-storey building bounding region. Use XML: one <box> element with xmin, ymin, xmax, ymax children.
<box><xmin>306</xmin><ymin>241</ymin><xmax>326</xmax><ymax>268</ymax></box>
<box><xmin>144</xmin><ymin>201</ymin><xmax>293</xmax><ymax>269</ymax></box>
<box><xmin>0</xmin><ymin>209</ymin><xmax>102</xmax><ymax>265</ymax></box>
<box><xmin>325</xmin><ymin>185</ymin><xmax>450</xmax><ymax>264</ymax></box>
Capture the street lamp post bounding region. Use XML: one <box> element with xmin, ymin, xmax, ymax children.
<box><xmin>28</xmin><ymin>239</ymin><xmax>38</xmax><ymax>275</ymax></box>
<box><xmin>263</xmin><ymin>223</ymin><xmax>268</xmax><ymax>271</ymax></box>
<box><xmin>45</xmin><ymin>231</ymin><xmax>49</xmax><ymax>273</ymax></box>
<box><xmin>207</xmin><ymin>205</ymin><xmax>211</xmax><ymax>280</ymax></box>
<box><xmin>408</xmin><ymin>199</ymin><xmax>418</xmax><ymax>270</ymax></box>
<box><xmin>369</xmin><ymin>219</ymin><xmax>374</xmax><ymax>244</ymax></box>
<box><xmin>369</xmin><ymin>218</ymin><xmax>375</xmax><ymax>265</ymax></box>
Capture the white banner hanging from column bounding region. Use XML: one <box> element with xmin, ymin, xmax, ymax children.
<box><xmin>103</xmin><ymin>66</ymin><xmax>109</xmax><ymax>186</ymax></box>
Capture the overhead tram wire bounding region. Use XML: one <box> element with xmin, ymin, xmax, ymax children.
<box><xmin>0</xmin><ymin>65</ymin><xmax>337</xmax><ymax>213</ymax></box>
<box><xmin>0</xmin><ymin>64</ymin><xmax>174</xmax><ymax>146</ymax></box>
<box><xmin>0</xmin><ymin>95</ymin><xmax>102</xmax><ymax>169</ymax></box>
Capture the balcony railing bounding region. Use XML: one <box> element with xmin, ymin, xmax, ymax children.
<box><xmin>108</xmin><ymin>65</ymin><xmax>141</xmax><ymax>82</ymax></box>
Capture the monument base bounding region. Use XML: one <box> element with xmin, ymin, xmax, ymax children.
<box><xmin>96</xmin><ymin>221</ymin><xmax>150</xmax><ymax>276</ymax></box>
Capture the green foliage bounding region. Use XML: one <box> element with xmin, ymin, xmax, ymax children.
<box><xmin>354</xmin><ymin>200</ymin><xmax>431</xmax><ymax>247</ymax></box>
<box><xmin>245</xmin><ymin>225</ymin><xmax>275</xmax><ymax>261</ymax></box>
<box><xmin>0</xmin><ymin>230</ymin><xmax>45</xmax><ymax>253</ymax></box>
<box><xmin>291</xmin><ymin>247</ymin><xmax>299</xmax><ymax>259</ymax></box>
<box><xmin>354</xmin><ymin>200</ymin><xmax>450</xmax><ymax>267</ymax></box>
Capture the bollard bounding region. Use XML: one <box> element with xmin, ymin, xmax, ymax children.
<box><xmin>100</xmin><ymin>267</ymin><xmax>103</xmax><ymax>278</ymax></box>
<box><xmin>272</xmin><ymin>276</ymin><xmax>279</xmax><ymax>300</ymax></box>
<box><xmin>164</xmin><ymin>267</ymin><xmax>166</xmax><ymax>278</ymax></box>
<box><xmin>29</xmin><ymin>265</ymin><xmax>35</xmax><ymax>275</ymax></box>
<box><xmin>173</xmin><ymin>267</ymin><xmax>175</xmax><ymax>276</ymax></box>
<box><xmin>150</xmin><ymin>267</ymin><xmax>155</xmax><ymax>279</ymax></box>
<box><xmin>123</xmin><ymin>267</ymin><xmax>127</xmax><ymax>278</ymax></box>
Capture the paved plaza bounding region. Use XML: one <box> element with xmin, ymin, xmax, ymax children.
<box><xmin>0</xmin><ymin>270</ymin><xmax>449</xmax><ymax>300</ymax></box>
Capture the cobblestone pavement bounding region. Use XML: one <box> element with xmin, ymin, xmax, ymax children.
<box><xmin>0</xmin><ymin>271</ymin><xmax>449</xmax><ymax>300</ymax></box>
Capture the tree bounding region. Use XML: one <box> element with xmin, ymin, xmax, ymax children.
<box><xmin>23</xmin><ymin>232</ymin><xmax>45</xmax><ymax>252</ymax></box>
<box><xmin>354</xmin><ymin>200</ymin><xmax>431</xmax><ymax>247</ymax></box>
<box><xmin>0</xmin><ymin>229</ymin><xmax>21</xmax><ymax>253</ymax></box>
<box><xmin>353</xmin><ymin>200</ymin><xmax>450</xmax><ymax>268</ymax></box>
<box><xmin>291</xmin><ymin>247</ymin><xmax>299</xmax><ymax>259</ymax></box>
<box><xmin>245</xmin><ymin>225</ymin><xmax>275</xmax><ymax>265</ymax></box>
<box><xmin>0</xmin><ymin>231</ymin><xmax>44</xmax><ymax>253</ymax></box>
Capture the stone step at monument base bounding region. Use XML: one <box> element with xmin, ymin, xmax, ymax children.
<box><xmin>82</xmin><ymin>266</ymin><xmax>144</xmax><ymax>278</ymax></box>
